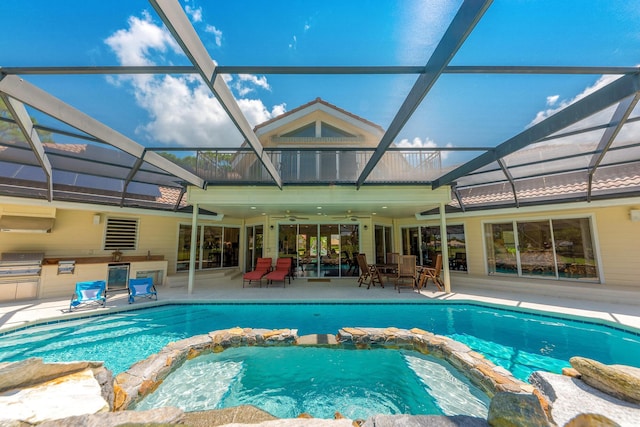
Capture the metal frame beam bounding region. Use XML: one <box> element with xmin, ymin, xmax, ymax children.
<box><xmin>452</xmin><ymin>185</ymin><xmax>466</xmax><ymax>212</ymax></box>
<box><xmin>497</xmin><ymin>158</ymin><xmax>519</xmax><ymax>208</ymax></box>
<box><xmin>0</xmin><ymin>74</ymin><xmax>205</xmax><ymax>189</ymax></box>
<box><xmin>3</xmin><ymin>65</ymin><xmax>638</xmax><ymax>76</ymax></box>
<box><xmin>120</xmin><ymin>156</ymin><xmax>146</xmax><ymax>207</ymax></box>
<box><xmin>433</xmin><ymin>73</ymin><xmax>640</xmax><ymax>189</ymax></box>
<box><xmin>149</xmin><ymin>0</ymin><xmax>282</xmax><ymax>188</ymax></box>
<box><xmin>587</xmin><ymin>93</ymin><xmax>640</xmax><ymax>201</ymax></box>
<box><xmin>356</xmin><ymin>0</ymin><xmax>492</xmax><ymax>188</ymax></box>
<box><xmin>1</xmin><ymin>95</ymin><xmax>54</xmax><ymax>201</ymax></box>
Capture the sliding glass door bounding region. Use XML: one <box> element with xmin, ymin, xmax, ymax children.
<box><xmin>177</xmin><ymin>224</ymin><xmax>240</xmax><ymax>271</ymax></box>
<box><xmin>278</xmin><ymin>223</ymin><xmax>359</xmax><ymax>278</ymax></box>
<box><xmin>484</xmin><ymin>218</ymin><xmax>598</xmax><ymax>281</ymax></box>
<box><xmin>245</xmin><ymin>225</ymin><xmax>264</xmax><ymax>272</ymax></box>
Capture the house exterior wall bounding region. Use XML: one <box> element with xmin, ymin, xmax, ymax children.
<box><xmin>3</xmin><ymin>196</ymin><xmax>640</xmax><ymax>300</ymax></box>
<box><xmin>413</xmin><ymin>201</ymin><xmax>640</xmax><ymax>290</ymax></box>
<box><xmin>0</xmin><ymin>200</ymin><xmax>235</xmax><ymax>300</ymax></box>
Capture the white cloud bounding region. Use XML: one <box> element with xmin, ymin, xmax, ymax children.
<box><xmin>232</xmin><ymin>74</ymin><xmax>271</xmax><ymax>96</ymax></box>
<box><xmin>395</xmin><ymin>137</ymin><xmax>451</xmax><ymax>159</ymax></box>
<box><xmin>105</xmin><ymin>12</ymin><xmax>284</xmax><ymax>147</ymax></box>
<box><xmin>289</xmin><ymin>35</ymin><xmax>297</xmax><ymax>50</ymax></box>
<box><xmin>546</xmin><ymin>95</ymin><xmax>559</xmax><ymax>106</ymax></box>
<box><xmin>185</xmin><ymin>5</ymin><xmax>203</xmax><ymax>23</ymax></box>
<box><xmin>205</xmin><ymin>24</ymin><xmax>223</xmax><ymax>47</ymax></box>
<box><xmin>529</xmin><ymin>75</ymin><xmax>623</xmax><ymax>128</ymax></box>
<box><xmin>521</xmin><ymin>73</ymin><xmax>640</xmax><ymax>153</ymax></box>
<box><xmin>104</xmin><ymin>11</ymin><xmax>181</xmax><ymax>66</ymax></box>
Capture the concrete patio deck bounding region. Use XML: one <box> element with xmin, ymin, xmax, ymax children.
<box><xmin>1</xmin><ymin>275</ymin><xmax>640</xmax><ymax>334</ymax></box>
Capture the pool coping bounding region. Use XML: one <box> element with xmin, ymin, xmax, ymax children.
<box><xmin>2</xmin><ymin>298</ymin><xmax>639</xmax><ymax>338</ymax></box>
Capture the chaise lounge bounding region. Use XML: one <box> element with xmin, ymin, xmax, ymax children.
<box><xmin>243</xmin><ymin>257</ymin><xmax>272</xmax><ymax>287</ymax></box>
<box><xmin>264</xmin><ymin>258</ymin><xmax>292</xmax><ymax>287</ymax></box>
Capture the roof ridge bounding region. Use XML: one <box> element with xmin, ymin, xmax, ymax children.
<box><xmin>253</xmin><ymin>97</ymin><xmax>384</xmax><ymax>133</ymax></box>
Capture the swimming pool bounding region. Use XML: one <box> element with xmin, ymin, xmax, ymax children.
<box><xmin>1</xmin><ymin>301</ymin><xmax>639</xmax><ymax>381</ymax></box>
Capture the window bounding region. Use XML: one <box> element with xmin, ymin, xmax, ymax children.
<box><xmin>281</xmin><ymin>123</ymin><xmax>315</xmax><ymax>138</ymax></box>
<box><xmin>484</xmin><ymin>217</ymin><xmax>598</xmax><ymax>281</ymax></box>
<box><xmin>320</xmin><ymin>122</ymin><xmax>354</xmax><ymax>138</ymax></box>
<box><xmin>401</xmin><ymin>224</ymin><xmax>467</xmax><ymax>270</ymax></box>
<box><xmin>104</xmin><ymin>217</ymin><xmax>138</xmax><ymax>250</ymax></box>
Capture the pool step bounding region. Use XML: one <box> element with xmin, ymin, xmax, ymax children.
<box><xmin>297</xmin><ymin>333</ymin><xmax>338</xmax><ymax>346</ymax></box>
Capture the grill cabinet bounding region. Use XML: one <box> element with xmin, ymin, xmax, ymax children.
<box><xmin>0</xmin><ymin>252</ymin><xmax>44</xmax><ymax>302</ymax></box>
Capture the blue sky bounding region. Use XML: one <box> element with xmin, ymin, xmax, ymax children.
<box><xmin>1</xmin><ymin>0</ymin><xmax>639</xmax><ymax>167</ymax></box>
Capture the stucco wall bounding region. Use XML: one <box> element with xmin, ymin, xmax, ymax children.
<box><xmin>415</xmin><ymin>203</ymin><xmax>640</xmax><ymax>289</ymax></box>
<box><xmin>0</xmin><ymin>203</ymin><xmax>237</xmax><ymax>278</ymax></box>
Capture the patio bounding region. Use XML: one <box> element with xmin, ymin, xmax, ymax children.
<box><xmin>2</xmin><ymin>275</ymin><xmax>639</xmax><ymax>334</ymax></box>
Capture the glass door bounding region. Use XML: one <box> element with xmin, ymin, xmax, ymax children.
<box><xmin>245</xmin><ymin>225</ymin><xmax>264</xmax><ymax>272</ymax></box>
<box><xmin>319</xmin><ymin>224</ymin><xmax>339</xmax><ymax>277</ymax></box>
<box><xmin>341</xmin><ymin>224</ymin><xmax>359</xmax><ymax>276</ymax></box>
<box><xmin>203</xmin><ymin>226</ymin><xmax>222</xmax><ymax>269</ymax></box>
<box><xmin>374</xmin><ymin>225</ymin><xmax>393</xmax><ymax>264</ymax></box>
<box><xmin>177</xmin><ymin>224</ymin><xmax>239</xmax><ymax>271</ymax></box>
<box><xmin>222</xmin><ymin>227</ymin><xmax>240</xmax><ymax>267</ymax></box>
<box><xmin>485</xmin><ymin>222</ymin><xmax>518</xmax><ymax>275</ymax></box>
<box><xmin>517</xmin><ymin>221</ymin><xmax>556</xmax><ymax>277</ymax></box>
<box><xmin>279</xmin><ymin>223</ymin><xmax>359</xmax><ymax>278</ymax></box>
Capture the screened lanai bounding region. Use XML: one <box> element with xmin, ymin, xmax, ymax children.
<box><xmin>1</xmin><ymin>0</ymin><xmax>640</xmax><ymax>218</ymax></box>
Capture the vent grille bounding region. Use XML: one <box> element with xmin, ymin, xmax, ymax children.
<box><xmin>104</xmin><ymin>218</ymin><xmax>138</xmax><ymax>250</ymax></box>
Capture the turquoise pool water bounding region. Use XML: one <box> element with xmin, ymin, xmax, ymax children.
<box><xmin>134</xmin><ymin>347</ymin><xmax>491</xmax><ymax>419</ymax></box>
<box><xmin>1</xmin><ymin>302</ymin><xmax>639</xmax><ymax>381</ymax></box>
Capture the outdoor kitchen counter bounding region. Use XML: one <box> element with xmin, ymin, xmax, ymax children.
<box><xmin>39</xmin><ymin>257</ymin><xmax>167</xmax><ymax>300</ymax></box>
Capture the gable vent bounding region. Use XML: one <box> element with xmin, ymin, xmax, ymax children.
<box><xmin>104</xmin><ymin>218</ymin><xmax>138</xmax><ymax>250</ymax></box>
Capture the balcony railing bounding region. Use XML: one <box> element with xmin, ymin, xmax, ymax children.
<box><xmin>195</xmin><ymin>148</ymin><xmax>442</xmax><ymax>185</ymax></box>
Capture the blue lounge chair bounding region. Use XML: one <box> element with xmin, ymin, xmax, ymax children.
<box><xmin>128</xmin><ymin>277</ymin><xmax>158</xmax><ymax>303</ymax></box>
<box><xmin>70</xmin><ymin>280</ymin><xmax>107</xmax><ymax>311</ymax></box>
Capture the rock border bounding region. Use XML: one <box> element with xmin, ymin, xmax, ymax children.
<box><xmin>114</xmin><ymin>326</ymin><xmax>532</xmax><ymax>411</ymax></box>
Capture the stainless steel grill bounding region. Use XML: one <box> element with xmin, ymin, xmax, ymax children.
<box><xmin>0</xmin><ymin>252</ymin><xmax>44</xmax><ymax>301</ymax></box>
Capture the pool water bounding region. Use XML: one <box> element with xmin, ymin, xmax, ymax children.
<box><xmin>1</xmin><ymin>302</ymin><xmax>639</xmax><ymax>381</ymax></box>
<box><xmin>133</xmin><ymin>346</ymin><xmax>490</xmax><ymax>419</ymax></box>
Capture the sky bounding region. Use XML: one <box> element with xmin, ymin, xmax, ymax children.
<box><xmin>1</xmin><ymin>0</ymin><xmax>640</xmax><ymax>168</ymax></box>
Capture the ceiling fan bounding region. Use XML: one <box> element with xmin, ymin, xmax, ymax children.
<box><xmin>273</xmin><ymin>210</ymin><xmax>310</xmax><ymax>221</ymax></box>
<box><xmin>331</xmin><ymin>210</ymin><xmax>370</xmax><ymax>222</ymax></box>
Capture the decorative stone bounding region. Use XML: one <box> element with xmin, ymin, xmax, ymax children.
<box><xmin>183</xmin><ymin>405</ymin><xmax>277</xmax><ymax>426</ymax></box>
<box><xmin>570</xmin><ymin>357</ymin><xmax>640</xmax><ymax>404</ymax></box>
<box><xmin>167</xmin><ymin>334</ymin><xmax>212</xmax><ymax>353</ymax></box>
<box><xmin>36</xmin><ymin>407</ymin><xmax>184</xmax><ymax>427</ymax></box>
<box><xmin>564</xmin><ymin>413</ymin><xmax>621</xmax><ymax>427</ymax></box>
<box><xmin>262</xmin><ymin>329</ymin><xmax>289</xmax><ymax>339</ymax></box>
<box><xmin>530</xmin><ymin>370</ymin><xmax>640</xmax><ymax>427</ymax></box>
<box><xmin>362</xmin><ymin>414</ymin><xmax>488</xmax><ymax>426</ymax></box>
<box><xmin>562</xmin><ymin>367</ymin><xmax>581</xmax><ymax>378</ymax></box>
<box><xmin>222</xmin><ymin>420</ymin><xmax>354</xmax><ymax>427</ymax></box>
<box><xmin>0</xmin><ymin>368</ymin><xmax>109</xmax><ymax>425</ymax></box>
<box><xmin>342</xmin><ymin>327</ymin><xmax>366</xmax><ymax>336</ymax></box>
<box><xmin>92</xmin><ymin>365</ymin><xmax>114</xmax><ymax>410</ymax></box>
<box><xmin>0</xmin><ymin>358</ymin><xmax>103</xmax><ymax>393</ymax></box>
<box><xmin>487</xmin><ymin>392</ymin><xmax>551</xmax><ymax>427</ymax></box>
